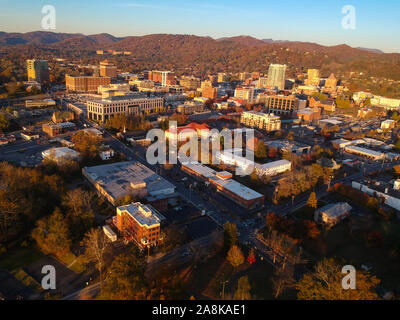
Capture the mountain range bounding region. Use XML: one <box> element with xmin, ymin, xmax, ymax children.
<box><xmin>0</xmin><ymin>31</ymin><xmax>399</xmax><ymax>79</ymax></box>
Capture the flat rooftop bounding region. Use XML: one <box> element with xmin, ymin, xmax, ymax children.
<box><xmin>256</xmin><ymin>159</ymin><xmax>291</xmax><ymax>170</ymax></box>
<box><xmin>182</xmin><ymin>162</ymin><xmax>263</xmax><ymax>201</ymax></box>
<box><xmin>117</xmin><ymin>202</ymin><xmax>165</xmax><ymax>227</ymax></box>
<box><xmin>344</xmin><ymin>145</ymin><xmax>385</xmax><ymax>157</ymax></box>
<box><xmin>42</xmin><ymin>147</ymin><xmax>80</xmax><ymax>160</ymax></box>
<box><xmin>83</xmin><ymin>161</ymin><xmax>175</xmax><ymax>201</ymax></box>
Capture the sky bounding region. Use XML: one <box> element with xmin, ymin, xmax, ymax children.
<box><xmin>0</xmin><ymin>0</ymin><xmax>399</xmax><ymax>53</ymax></box>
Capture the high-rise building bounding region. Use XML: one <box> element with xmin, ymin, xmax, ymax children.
<box><xmin>217</xmin><ymin>73</ymin><xmax>229</xmax><ymax>83</ymax></box>
<box><xmin>65</xmin><ymin>75</ymin><xmax>111</xmax><ymax>92</ymax></box>
<box><xmin>26</xmin><ymin>59</ymin><xmax>49</xmax><ymax>83</ymax></box>
<box><xmin>266</xmin><ymin>64</ymin><xmax>286</xmax><ymax>90</ymax></box>
<box><xmin>234</xmin><ymin>87</ymin><xmax>255</xmax><ymax>103</ymax></box>
<box><xmin>202</xmin><ymin>86</ymin><xmax>218</xmax><ymax>99</ymax></box>
<box><xmin>325</xmin><ymin>73</ymin><xmax>338</xmax><ymax>90</ymax></box>
<box><xmin>265</xmin><ymin>95</ymin><xmax>299</xmax><ymax>116</ymax></box>
<box><xmin>257</xmin><ymin>77</ymin><xmax>269</xmax><ymax>88</ymax></box>
<box><xmin>99</xmin><ymin>60</ymin><xmax>117</xmax><ymax>78</ymax></box>
<box><xmin>306</xmin><ymin>69</ymin><xmax>320</xmax><ymax>86</ymax></box>
<box><xmin>148</xmin><ymin>71</ymin><xmax>176</xmax><ymax>86</ymax></box>
<box><xmin>239</xmin><ymin>72</ymin><xmax>251</xmax><ymax>81</ymax></box>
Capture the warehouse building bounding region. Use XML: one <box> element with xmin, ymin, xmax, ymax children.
<box><xmin>344</xmin><ymin>145</ymin><xmax>385</xmax><ymax>160</ymax></box>
<box><xmin>216</xmin><ymin>149</ymin><xmax>291</xmax><ymax>177</ymax></box>
<box><xmin>42</xmin><ymin>147</ymin><xmax>81</xmax><ymax>163</ymax></box>
<box><xmin>83</xmin><ymin>161</ymin><xmax>176</xmax><ymax>209</ymax></box>
<box><xmin>181</xmin><ymin>162</ymin><xmax>264</xmax><ymax>209</ymax></box>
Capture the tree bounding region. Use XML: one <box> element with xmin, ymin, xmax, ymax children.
<box><xmin>255</xmin><ymin>140</ymin><xmax>267</xmax><ymax>159</ymax></box>
<box><xmin>71</xmin><ymin>131</ymin><xmax>102</xmax><ymax>161</ymax></box>
<box><xmin>223</xmin><ymin>222</ymin><xmax>238</xmax><ymax>250</ymax></box>
<box><xmin>307</xmin><ymin>192</ymin><xmax>318</xmax><ymax>210</ymax></box>
<box><xmin>271</xmin><ymin>265</ymin><xmax>295</xmax><ymax>299</ymax></box>
<box><xmin>82</xmin><ymin>229</ymin><xmax>113</xmax><ymax>288</ymax></box>
<box><xmin>62</xmin><ymin>189</ymin><xmax>96</xmax><ymax>240</ymax></box>
<box><xmin>234</xmin><ymin>276</ymin><xmax>251</xmax><ymax>300</ymax></box>
<box><xmin>297</xmin><ymin>220</ymin><xmax>320</xmax><ymax>240</ymax></box>
<box><xmin>268</xmin><ymin>146</ymin><xmax>278</xmax><ymax>158</ymax></box>
<box><xmin>32</xmin><ymin>207</ymin><xmax>71</xmax><ymax>255</ymax></box>
<box><xmin>296</xmin><ymin>258</ymin><xmax>380</xmax><ymax>300</ymax></box>
<box><xmin>0</xmin><ymin>113</ymin><xmax>10</xmax><ymax>130</ymax></box>
<box><xmin>367</xmin><ymin>231</ymin><xmax>384</xmax><ymax>248</ymax></box>
<box><xmin>100</xmin><ymin>250</ymin><xmax>147</xmax><ymax>300</ymax></box>
<box><xmin>247</xmin><ymin>248</ymin><xmax>256</xmax><ymax>264</ymax></box>
<box><xmin>226</xmin><ymin>245</ymin><xmax>244</xmax><ymax>268</ymax></box>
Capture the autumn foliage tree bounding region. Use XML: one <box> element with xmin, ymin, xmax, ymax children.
<box><xmin>234</xmin><ymin>276</ymin><xmax>251</xmax><ymax>300</ymax></box>
<box><xmin>71</xmin><ymin>130</ymin><xmax>102</xmax><ymax>161</ymax></box>
<box><xmin>296</xmin><ymin>258</ymin><xmax>381</xmax><ymax>300</ymax></box>
<box><xmin>0</xmin><ymin>162</ymin><xmax>64</xmax><ymax>243</ymax></box>
<box><xmin>32</xmin><ymin>207</ymin><xmax>71</xmax><ymax>255</ymax></box>
<box><xmin>223</xmin><ymin>222</ymin><xmax>238</xmax><ymax>251</ymax></box>
<box><xmin>247</xmin><ymin>248</ymin><xmax>256</xmax><ymax>264</ymax></box>
<box><xmin>307</xmin><ymin>192</ymin><xmax>318</xmax><ymax>210</ymax></box>
<box><xmin>226</xmin><ymin>245</ymin><xmax>244</xmax><ymax>268</ymax></box>
<box><xmin>100</xmin><ymin>250</ymin><xmax>147</xmax><ymax>300</ymax></box>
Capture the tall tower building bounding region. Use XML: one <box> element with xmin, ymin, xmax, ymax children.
<box><xmin>100</xmin><ymin>60</ymin><xmax>118</xmax><ymax>78</ymax></box>
<box><xmin>266</xmin><ymin>64</ymin><xmax>286</xmax><ymax>90</ymax></box>
<box><xmin>306</xmin><ymin>69</ymin><xmax>320</xmax><ymax>86</ymax></box>
<box><xmin>26</xmin><ymin>59</ymin><xmax>50</xmax><ymax>83</ymax></box>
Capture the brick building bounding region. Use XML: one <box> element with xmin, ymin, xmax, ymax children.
<box><xmin>115</xmin><ymin>202</ymin><xmax>165</xmax><ymax>248</ymax></box>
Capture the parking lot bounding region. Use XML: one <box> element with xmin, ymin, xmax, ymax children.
<box><xmin>0</xmin><ymin>139</ymin><xmax>50</xmax><ymax>166</ymax></box>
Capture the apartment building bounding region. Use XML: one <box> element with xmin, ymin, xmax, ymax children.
<box><xmin>234</xmin><ymin>87</ymin><xmax>256</xmax><ymax>103</ymax></box>
<box><xmin>240</xmin><ymin>111</ymin><xmax>281</xmax><ymax>131</ymax></box>
<box><xmin>116</xmin><ymin>202</ymin><xmax>165</xmax><ymax>248</ymax></box>
<box><xmin>266</xmin><ymin>95</ymin><xmax>299</xmax><ymax>116</ymax></box>
<box><xmin>202</xmin><ymin>86</ymin><xmax>218</xmax><ymax>99</ymax></box>
<box><xmin>148</xmin><ymin>70</ymin><xmax>176</xmax><ymax>86</ymax></box>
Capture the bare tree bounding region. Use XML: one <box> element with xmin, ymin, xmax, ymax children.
<box><xmin>63</xmin><ymin>189</ymin><xmax>95</xmax><ymax>216</ymax></box>
<box><xmin>271</xmin><ymin>264</ymin><xmax>295</xmax><ymax>299</ymax></box>
<box><xmin>82</xmin><ymin>229</ymin><xmax>112</xmax><ymax>288</ymax></box>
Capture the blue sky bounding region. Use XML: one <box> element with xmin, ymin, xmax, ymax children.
<box><xmin>0</xmin><ymin>0</ymin><xmax>399</xmax><ymax>52</ymax></box>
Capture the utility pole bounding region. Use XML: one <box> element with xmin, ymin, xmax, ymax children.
<box><xmin>220</xmin><ymin>280</ymin><xmax>229</xmax><ymax>300</ymax></box>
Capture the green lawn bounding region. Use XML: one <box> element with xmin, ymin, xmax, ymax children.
<box><xmin>56</xmin><ymin>251</ymin><xmax>87</xmax><ymax>274</ymax></box>
<box><xmin>11</xmin><ymin>268</ymin><xmax>43</xmax><ymax>293</ymax></box>
<box><xmin>0</xmin><ymin>245</ymin><xmax>45</xmax><ymax>271</ymax></box>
